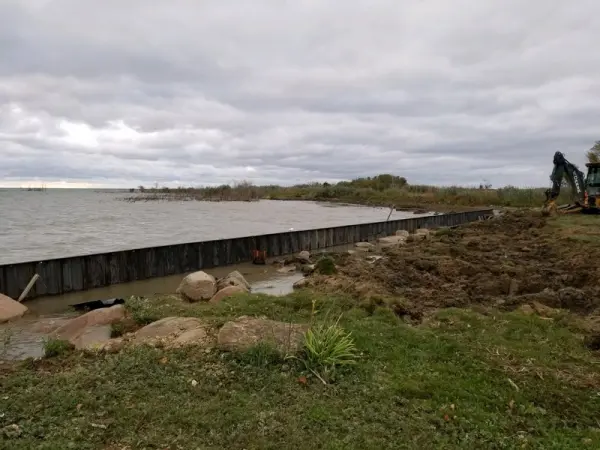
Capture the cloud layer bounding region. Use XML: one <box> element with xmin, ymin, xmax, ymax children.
<box><xmin>1</xmin><ymin>0</ymin><xmax>599</xmax><ymax>188</ymax></box>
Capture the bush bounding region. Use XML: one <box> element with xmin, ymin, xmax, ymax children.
<box><xmin>315</xmin><ymin>257</ymin><xmax>337</xmax><ymax>275</ymax></box>
<box><xmin>43</xmin><ymin>338</ymin><xmax>74</xmax><ymax>358</ymax></box>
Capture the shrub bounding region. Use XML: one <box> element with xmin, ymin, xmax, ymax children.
<box><xmin>315</xmin><ymin>257</ymin><xmax>337</xmax><ymax>275</ymax></box>
<box><xmin>44</xmin><ymin>338</ymin><xmax>74</xmax><ymax>358</ymax></box>
<box><xmin>291</xmin><ymin>315</ymin><xmax>358</xmax><ymax>383</ymax></box>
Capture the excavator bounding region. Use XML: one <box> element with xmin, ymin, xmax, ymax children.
<box><xmin>542</xmin><ymin>151</ymin><xmax>600</xmax><ymax>215</ymax></box>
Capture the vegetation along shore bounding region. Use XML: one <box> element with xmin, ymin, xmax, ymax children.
<box><xmin>124</xmin><ymin>174</ymin><xmax>570</xmax><ymax>211</ymax></box>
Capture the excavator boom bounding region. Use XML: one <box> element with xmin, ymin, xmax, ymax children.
<box><xmin>542</xmin><ymin>151</ymin><xmax>586</xmax><ymax>215</ymax></box>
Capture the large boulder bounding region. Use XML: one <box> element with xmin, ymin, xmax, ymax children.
<box><xmin>177</xmin><ymin>271</ymin><xmax>217</xmax><ymax>302</ymax></box>
<box><xmin>100</xmin><ymin>317</ymin><xmax>212</xmax><ymax>352</ymax></box>
<box><xmin>217</xmin><ymin>316</ymin><xmax>309</xmax><ymax>353</ymax></box>
<box><xmin>133</xmin><ymin>317</ymin><xmax>210</xmax><ymax>348</ymax></box>
<box><xmin>71</xmin><ymin>325</ymin><xmax>113</xmax><ymax>350</ymax></box>
<box><xmin>0</xmin><ymin>293</ymin><xmax>28</xmax><ymax>323</ymax></box>
<box><xmin>53</xmin><ymin>305</ymin><xmax>125</xmax><ymax>348</ymax></box>
<box><xmin>395</xmin><ymin>230</ymin><xmax>410</xmax><ymax>238</ymax></box>
<box><xmin>216</xmin><ymin>270</ymin><xmax>250</xmax><ymax>292</ymax></box>
<box><xmin>210</xmin><ymin>285</ymin><xmax>247</xmax><ymax>303</ymax></box>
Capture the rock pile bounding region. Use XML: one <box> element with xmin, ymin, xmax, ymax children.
<box><xmin>176</xmin><ymin>270</ymin><xmax>251</xmax><ymax>304</ymax></box>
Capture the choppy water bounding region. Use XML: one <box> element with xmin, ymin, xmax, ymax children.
<box><xmin>0</xmin><ymin>189</ymin><xmax>428</xmax><ymax>264</ymax></box>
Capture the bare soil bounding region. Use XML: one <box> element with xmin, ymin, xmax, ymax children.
<box><xmin>306</xmin><ymin>211</ymin><xmax>600</xmax><ymax>326</ymax></box>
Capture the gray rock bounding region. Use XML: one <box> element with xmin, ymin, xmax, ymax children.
<box><xmin>216</xmin><ymin>270</ymin><xmax>250</xmax><ymax>292</ymax></box>
<box><xmin>177</xmin><ymin>271</ymin><xmax>217</xmax><ymax>302</ymax></box>
<box><xmin>217</xmin><ymin>316</ymin><xmax>309</xmax><ymax>353</ymax></box>
<box><xmin>296</xmin><ymin>250</ymin><xmax>311</xmax><ymax>263</ymax></box>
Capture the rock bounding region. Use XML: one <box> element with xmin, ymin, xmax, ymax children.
<box><xmin>300</xmin><ymin>264</ymin><xmax>316</xmax><ymax>275</ymax></box>
<box><xmin>347</xmin><ymin>250</ymin><xmax>357</xmax><ymax>255</ymax></box>
<box><xmin>293</xmin><ymin>278</ymin><xmax>308</xmax><ymax>289</ymax></box>
<box><xmin>101</xmin><ymin>338</ymin><xmax>126</xmax><ymax>353</ymax></box>
<box><xmin>378</xmin><ymin>235</ymin><xmax>407</xmax><ymax>248</ymax></box>
<box><xmin>217</xmin><ymin>316</ymin><xmax>309</xmax><ymax>353</ymax></box>
<box><xmin>0</xmin><ymin>293</ymin><xmax>28</xmax><ymax>323</ymax></box>
<box><xmin>176</xmin><ymin>271</ymin><xmax>217</xmax><ymax>302</ymax></box>
<box><xmin>395</xmin><ymin>230</ymin><xmax>410</xmax><ymax>237</ymax></box>
<box><xmin>355</xmin><ymin>242</ymin><xmax>375</xmax><ymax>250</ymax></box>
<box><xmin>171</xmin><ymin>327</ymin><xmax>211</xmax><ymax>348</ymax></box>
<box><xmin>277</xmin><ymin>265</ymin><xmax>297</xmax><ymax>274</ymax></box>
<box><xmin>296</xmin><ymin>251</ymin><xmax>311</xmax><ymax>263</ymax></box>
<box><xmin>210</xmin><ymin>285</ymin><xmax>247</xmax><ymax>303</ymax></box>
<box><xmin>53</xmin><ymin>305</ymin><xmax>125</xmax><ymax>346</ymax></box>
<box><xmin>71</xmin><ymin>325</ymin><xmax>112</xmax><ymax>350</ymax></box>
<box><xmin>416</xmin><ymin>228</ymin><xmax>431</xmax><ymax>236</ymax></box>
<box><xmin>216</xmin><ymin>271</ymin><xmax>250</xmax><ymax>292</ymax></box>
<box><xmin>132</xmin><ymin>317</ymin><xmax>210</xmax><ymax>348</ymax></box>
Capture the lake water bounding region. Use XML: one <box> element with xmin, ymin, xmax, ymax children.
<box><xmin>0</xmin><ymin>189</ymin><xmax>428</xmax><ymax>265</ymax></box>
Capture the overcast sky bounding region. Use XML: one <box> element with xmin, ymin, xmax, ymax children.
<box><xmin>1</xmin><ymin>0</ymin><xmax>598</xmax><ymax>188</ymax></box>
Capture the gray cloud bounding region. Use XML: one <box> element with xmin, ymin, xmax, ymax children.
<box><xmin>1</xmin><ymin>0</ymin><xmax>599</xmax><ymax>188</ymax></box>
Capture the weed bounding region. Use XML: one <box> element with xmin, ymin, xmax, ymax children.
<box><xmin>235</xmin><ymin>342</ymin><xmax>283</xmax><ymax>368</ymax></box>
<box><xmin>289</xmin><ymin>301</ymin><xmax>358</xmax><ymax>383</ymax></box>
<box><xmin>43</xmin><ymin>338</ymin><xmax>74</xmax><ymax>358</ymax></box>
<box><xmin>127</xmin><ymin>296</ymin><xmax>163</xmax><ymax>325</ymax></box>
<box><xmin>295</xmin><ymin>320</ymin><xmax>358</xmax><ymax>383</ymax></box>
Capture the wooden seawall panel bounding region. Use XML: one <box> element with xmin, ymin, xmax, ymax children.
<box><xmin>0</xmin><ymin>209</ymin><xmax>493</xmax><ymax>300</ymax></box>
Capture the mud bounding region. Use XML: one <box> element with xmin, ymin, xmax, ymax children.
<box><xmin>305</xmin><ymin>211</ymin><xmax>600</xmax><ymax>324</ymax></box>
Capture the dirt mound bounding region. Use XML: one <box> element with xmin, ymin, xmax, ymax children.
<box><xmin>307</xmin><ymin>211</ymin><xmax>600</xmax><ymax>321</ymax></box>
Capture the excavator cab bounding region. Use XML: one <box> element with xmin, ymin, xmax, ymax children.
<box><xmin>583</xmin><ymin>163</ymin><xmax>600</xmax><ymax>211</ymax></box>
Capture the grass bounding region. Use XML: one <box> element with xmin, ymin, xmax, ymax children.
<box><xmin>2</xmin><ymin>290</ymin><xmax>599</xmax><ymax>449</ymax></box>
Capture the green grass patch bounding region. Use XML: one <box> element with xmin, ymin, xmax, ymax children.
<box><xmin>43</xmin><ymin>338</ymin><xmax>74</xmax><ymax>358</ymax></box>
<box><xmin>2</xmin><ymin>293</ymin><xmax>599</xmax><ymax>449</ymax></box>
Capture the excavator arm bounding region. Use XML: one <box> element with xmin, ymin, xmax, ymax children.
<box><xmin>542</xmin><ymin>151</ymin><xmax>586</xmax><ymax>215</ymax></box>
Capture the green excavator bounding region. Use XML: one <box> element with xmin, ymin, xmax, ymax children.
<box><xmin>542</xmin><ymin>151</ymin><xmax>600</xmax><ymax>215</ymax></box>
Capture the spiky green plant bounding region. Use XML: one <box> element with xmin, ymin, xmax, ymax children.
<box><xmin>290</xmin><ymin>311</ymin><xmax>358</xmax><ymax>383</ymax></box>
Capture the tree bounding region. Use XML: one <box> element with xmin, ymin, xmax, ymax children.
<box><xmin>586</xmin><ymin>141</ymin><xmax>600</xmax><ymax>163</ymax></box>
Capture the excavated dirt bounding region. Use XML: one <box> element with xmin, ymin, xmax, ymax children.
<box><xmin>306</xmin><ymin>211</ymin><xmax>600</xmax><ymax>326</ymax></box>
